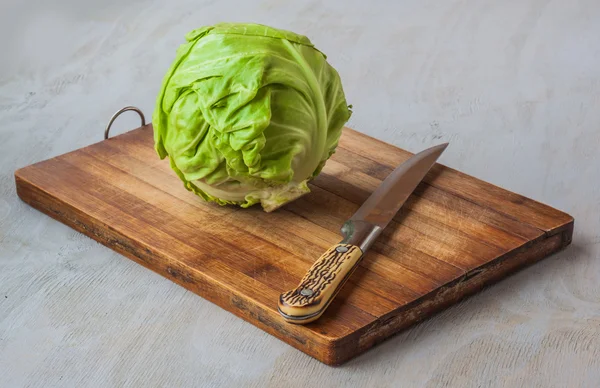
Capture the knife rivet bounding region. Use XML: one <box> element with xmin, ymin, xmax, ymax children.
<box><xmin>300</xmin><ymin>288</ymin><xmax>314</xmax><ymax>297</ymax></box>
<box><xmin>336</xmin><ymin>246</ymin><xmax>349</xmax><ymax>253</ymax></box>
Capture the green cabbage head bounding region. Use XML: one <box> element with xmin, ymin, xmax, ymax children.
<box><xmin>153</xmin><ymin>23</ymin><xmax>352</xmax><ymax>212</ymax></box>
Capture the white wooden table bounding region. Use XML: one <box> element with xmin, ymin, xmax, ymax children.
<box><xmin>1</xmin><ymin>1</ymin><xmax>599</xmax><ymax>386</ymax></box>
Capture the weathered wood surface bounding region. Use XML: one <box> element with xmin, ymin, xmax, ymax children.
<box><xmin>15</xmin><ymin>125</ymin><xmax>572</xmax><ymax>364</ymax></box>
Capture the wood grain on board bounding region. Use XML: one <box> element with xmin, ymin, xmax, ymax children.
<box><xmin>14</xmin><ymin>125</ymin><xmax>574</xmax><ymax>365</ymax></box>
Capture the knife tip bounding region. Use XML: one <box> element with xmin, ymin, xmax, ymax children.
<box><xmin>435</xmin><ymin>142</ymin><xmax>449</xmax><ymax>151</ymax></box>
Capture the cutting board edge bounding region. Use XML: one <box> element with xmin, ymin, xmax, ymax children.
<box><xmin>327</xmin><ymin>222</ymin><xmax>573</xmax><ymax>365</ymax></box>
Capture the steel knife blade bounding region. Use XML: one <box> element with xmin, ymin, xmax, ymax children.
<box><xmin>278</xmin><ymin>142</ymin><xmax>448</xmax><ymax>324</ymax></box>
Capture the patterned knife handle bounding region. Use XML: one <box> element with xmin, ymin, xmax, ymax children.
<box><xmin>278</xmin><ymin>244</ymin><xmax>363</xmax><ymax>324</ymax></box>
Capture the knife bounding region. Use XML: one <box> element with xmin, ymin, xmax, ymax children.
<box><xmin>278</xmin><ymin>142</ymin><xmax>449</xmax><ymax>324</ymax></box>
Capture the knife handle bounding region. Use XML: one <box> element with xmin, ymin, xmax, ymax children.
<box><xmin>278</xmin><ymin>244</ymin><xmax>363</xmax><ymax>324</ymax></box>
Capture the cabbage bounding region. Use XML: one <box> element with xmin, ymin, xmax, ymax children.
<box><xmin>153</xmin><ymin>23</ymin><xmax>352</xmax><ymax>211</ymax></box>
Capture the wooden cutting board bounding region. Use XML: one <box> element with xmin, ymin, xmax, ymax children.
<box><xmin>15</xmin><ymin>124</ymin><xmax>573</xmax><ymax>365</ymax></box>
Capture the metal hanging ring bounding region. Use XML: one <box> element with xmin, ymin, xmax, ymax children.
<box><xmin>104</xmin><ymin>106</ymin><xmax>146</xmax><ymax>140</ymax></box>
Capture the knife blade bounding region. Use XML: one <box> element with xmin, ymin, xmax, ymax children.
<box><xmin>278</xmin><ymin>142</ymin><xmax>448</xmax><ymax>324</ymax></box>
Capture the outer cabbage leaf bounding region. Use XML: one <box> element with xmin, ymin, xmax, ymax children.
<box><xmin>153</xmin><ymin>23</ymin><xmax>352</xmax><ymax>211</ymax></box>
